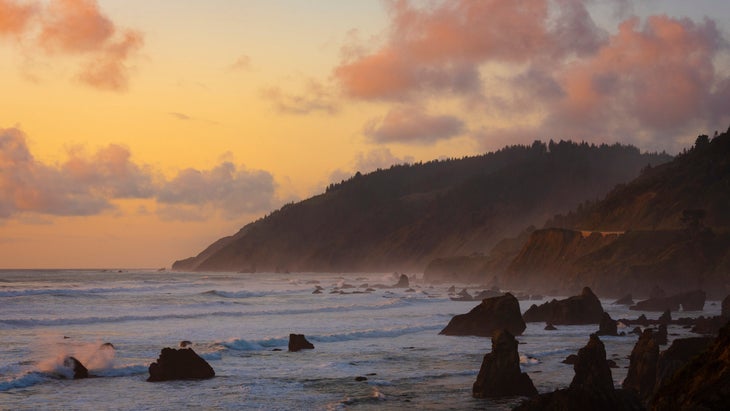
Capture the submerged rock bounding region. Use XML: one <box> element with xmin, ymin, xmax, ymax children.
<box><xmin>472</xmin><ymin>329</ymin><xmax>537</xmax><ymax>399</ymax></box>
<box><xmin>147</xmin><ymin>347</ymin><xmax>215</xmax><ymax>382</ymax></box>
<box><xmin>288</xmin><ymin>333</ymin><xmax>315</xmax><ymax>352</ymax></box>
<box><xmin>439</xmin><ymin>293</ymin><xmax>526</xmax><ymax>337</ymax></box>
<box><xmin>63</xmin><ymin>356</ymin><xmax>89</xmax><ymax>379</ymax></box>
<box><xmin>522</xmin><ymin>287</ymin><xmax>604</xmax><ymax>325</ymax></box>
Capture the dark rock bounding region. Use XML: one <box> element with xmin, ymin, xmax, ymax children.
<box><xmin>607</xmin><ymin>359</ymin><xmax>618</xmax><ymax>368</ymax></box>
<box><xmin>522</xmin><ymin>287</ymin><xmax>604</xmax><ymax>325</ymax></box>
<box><xmin>147</xmin><ymin>347</ymin><xmax>215</xmax><ymax>382</ymax></box>
<box><xmin>637</xmin><ymin>315</ymin><xmax>649</xmax><ymax>326</ymax></box>
<box><xmin>472</xmin><ymin>329</ymin><xmax>537</xmax><ymax>398</ymax></box>
<box><xmin>630</xmin><ymin>326</ymin><xmax>643</xmax><ymax>336</ymax></box>
<box><xmin>544</xmin><ymin>322</ymin><xmax>557</xmax><ymax>331</ymax></box>
<box><xmin>355</xmin><ymin>376</ymin><xmax>368</xmax><ymax>382</ymax></box>
<box><xmin>179</xmin><ymin>340</ymin><xmax>193</xmax><ymax>348</ymax></box>
<box><xmin>447</xmin><ymin>285</ymin><xmax>456</xmax><ymax>293</ymax></box>
<box><xmin>312</xmin><ymin>289</ymin><xmax>322</xmax><ymax>294</ymax></box>
<box><xmin>655</xmin><ymin>324</ymin><xmax>668</xmax><ymax>346</ymax></box>
<box><xmin>516</xmin><ymin>334</ymin><xmax>643</xmax><ymax>410</ymax></box>
<box><xmin>288</xmin><ymin>334</ymin><xmax>314</xmax><ymax>352</ymax></box>
<box><xmin>614</xmin><ymin>294</ymin><xmax>634</xmax><ymax>305</ymax></box>
<box><xmin>630</xmin><ymin>290</ymin><xmax>706</xmax><ymax>312</ymax></box>
<box><xmin>722</xmin><ymin>295</ymin><xmax>730</xmax><ymax>318</ymax></box>
<box><xmin>651</xmin><ymin>321</ymin><xmax>730</xmax><ymax>410</ymax></box>
<box><xmin>439</xmin><ymin>293</ymin><xmax>526</xmax><ymax>337</ymax></box>
<box><xmin>272</xmin><ymin>348</ymin><xmax>282</xmax><ymax>351</ymax></box>
<box><xmin>393</xmin><ymin>274</ymin><xmax>409</xmax><ymax>288</ymax></box>
<box><xmin>655</xmin><ymin>337</ymin><xmax>712</xmax><ymax>391</ymax></box>
<box><xmin>658</xmin><ymin>310</ymin><xmax>671</xmax><ymax>325</ymax></box>
<box><xmin>691</xmin><ymin>315</ymin><xmax>726</xmax><ymax>335</ymax></box>
<box><xmin>597</xmin><ymin>312</ymin><xmax>619</xmax><ymax>336</ymax></box>
<box><xmin>623</xmin><ymin>329</ymin><xmax>659</xmax><ymax>401</ymax></box>
<box><xmin>562</xmin><ymin>354</ymin><xmax>578</xmax><ymax>365</ymax></box>
<box><xmin>63</xmin><ymin>356</ymin><xmax>89</xmax><ymax>379</ymax></box>
<box><xmin>100</xmin><ymin>342</ymin><xmax>115</xmax><ymax>349</ymax></box>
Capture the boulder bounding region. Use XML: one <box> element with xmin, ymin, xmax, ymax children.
<box><xmin>596</xmin><ymin>312</ymin><xmax>618</xmax><ymax>336</ymax></box>
<box><xmin>472</xmin><ymin>329</ymin><xmax>537</xmax><ymax>398</ymax></box>
<box><xmin>655</xmin><ymin>324</ymin><xmax>668</xmax><ymax>346</ymax></box>
<box><xmin>651</xmin><ymin>321</ymin><xmax>730</xmax><ymax>410</ymax></box>
<box><xmin>147</xmin><ymin>347</ymin><xmax>215</xmax><ymax>382</ymax></box>
<box><xmin>393</xmin><ymin>274</ymin><xmax>409</xmax><ymax>288</ymax></box>
<box><xmin>439</xmin><ymin>293</ymin><xmax>526</xmax><ymax>337</ymax></box>
<box><xmin>63</xmin><ymin>356</ymin><xmax>89</xmax><ymax>379</ymax></box>
<box><xmin>630</xmin><ymin>290</ymin><xmax>706</xmax><ymax>312</ymax></box>
<box><xmin>545</xmin><ymin>322</ymin><xmax>557</xmax><ymax>331</ymax></box>
<box><xmin>515</xmin><ymin>334</ymin><xmax>643</xmax><ymax>410</ymax></box>
<box><xmin>288</xmin><ymin>334</ymin><xmax>315</xmax><ymax>352</ymax></box>
<box><xmin>522</xmin><ymin>287</ymin><xmax>604</xmax><ymax>325</ymax></box>
<box><xmin>623</xmin><ymin>329</ymin><xmax>659</xmax><ymax>401</ymax></box>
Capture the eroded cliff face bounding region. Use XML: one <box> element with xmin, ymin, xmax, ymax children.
<box><xmin>505</xmin><ymin>227</ymin><xmax>730</xmax><ymax>298</ymax></box>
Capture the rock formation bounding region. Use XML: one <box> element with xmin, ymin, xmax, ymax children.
<box><xmin>63</xmin><ymin>356</ymin><xmax>89</xmax><ymax>379</ymax></box>
<box><xmin>472</xmin><ymin>329</ymin><xmax>538</xmax><ymax>398</ymax></box>
<box><xmin>439</xmin><ymin>293</ymin><xmax>526</xmax><ymax>337</ymax></box>
<box><xmin>147</xmin><ymin>347</ymin><xmax>215</xmax><ymax>382</ymax></box>
<box><xmin>515</xmin><ymin>334</ymin><xmax>643</xmax><ymax>410</ymax></box>
<box><xmin>288</xmin><ymin>334</ymin><xmax>315</xmax><ymax>352</ymax></box>
<box><xmin>393</xmin><ymin>274</ymin><xmax>409</xmax><ymax>288</ymax></box>
<box><xmin>654</xmin><ymin>337</ymin><xmax>712</xmax><ymax>391</ymax></box>
<box><xmin>613</xmin><ymin>294</ymin><xmax>634</xmax><ymax>305</ymax></box>
<box><xmin>522</xmin><ymin>287</ymin><xmax>604</xmax><ymax>325</ymax></box>
<box><xmin>630</xmin><ymin>290</ymin><xmax>706</xmax><ymax>312</ymax></box>
<box><xmin>651</xmin><ymin>321</ymin><xmax>730</xmax><ymax>410</ymax></box>
<box><xmin>623</xmin><ymin>329</ymin><xmax>660</xmax><ymax>401</ymax></box>
<box><xmin>596</xmin><ymin>312</ymin><xmax>619</xmax><ymax>336</ymax></box>
<box><xmin>722</xmin><ymin>295</ymin><xmax>730</xmax><ymax>318</ymax></box>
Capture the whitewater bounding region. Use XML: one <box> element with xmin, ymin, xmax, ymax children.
<box><xmin>0</xmin><ymin>270</ymin><xmax>721</xmax><ymax>410</ymax></box>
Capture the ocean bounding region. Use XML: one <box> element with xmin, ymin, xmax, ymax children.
<box><xmin>0</xmin><ymin>270</ymin><xmax>720</xmax><ymax>410</ymax></box>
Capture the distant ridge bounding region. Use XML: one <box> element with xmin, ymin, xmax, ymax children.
<box><xmin>173</xmin><ymin>140</ymin><xmax>671</xmax><ymax>273</ymax></box>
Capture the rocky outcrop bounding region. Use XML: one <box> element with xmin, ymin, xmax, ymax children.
<box><xmin>596</xmin><ymin>312</ymin><xmax>619</xmax><ymax>336</ymax></box>
<box><xmin>722</xmin><ymin>295</ymin><xmax>730</xmax><ymax>318</ymax></box>
<box><xmin>63</xmin><ymin>356</ymin><xmax>89</xmax><ymax>379</ymax></box>
<box><xmin>630</xmin><ymin>290</ymin><xmax>706</xmax><ymax>312</ymax></box>
<box><xmin>654</xmin><ymin>337</ymin><xmax>712</xmax><ymax>390</ymax></box>
<box><xmin>147</xmin><ymin>347</ymin><xmax>215</xmax><ymax>381</ymax></box>
<box><xmin>651</xmin><ymin>321</ymin><xmax>730</xmax><ymax>410</ymax></box>
<box><xmin>623</xmin><ymin>329</ymin><xmax>660</xmax><ymax>401</ymax></box>
<box><xmin>472</xmin><ymin>329</ymin><xmax>537</xmax><ymax>398</ymax></box>
<box><xmin>288</xmin><ymin>334</ymin><xmax>315</xmax><ymax>352</ymax></box>
<box><xmin>515</xmin><ymin>334</ymin><xmax>643</xmax><ymax>410</ymax></box>
<box><xmin>522</xmin><ymin>287</ymin><xmax>604</xmax><ymax>325</ymax></box>
<box><xmin>393</xmin><ymin>274</ymin><xmax>409</xmax><ymax>288</ymax></box>
<box><xmin>440</xmin><ymin>293</ymin><xmax>526</xmax><ymax>337</ymax></box>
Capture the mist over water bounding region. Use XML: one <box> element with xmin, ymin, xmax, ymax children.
<box><xmin>0</xmin><ymin>270</ymin><xmax>720</xmax><ymax>410</ymax></box>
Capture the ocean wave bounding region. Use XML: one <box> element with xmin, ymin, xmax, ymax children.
<box><xmin>92</xmin><ymin>364</ymin><xmax>149</xmax><ymax>377</ymax></box>
<box><xmin>1</xmin><ymin>299</ymin><xmax>413</xmax><ymax>327</ymax></box>
<box><xmin>0</xmin><ymin>284</ymin><xmax>191</xmax><ymax>298</ymax></box>
<box><xmin>0</xmin><ymin>371</ymin><xmax>50</xmax><ymax>392</ymax></box>
<box><xmin>200</xmin><ymin>290</ymin><xmax>269</xmax><ymax>299</ymax></box>
<box><xmin>221</xmin><ymin>324</ymin><xmax>442</xmax><ymax>352</ymax></box>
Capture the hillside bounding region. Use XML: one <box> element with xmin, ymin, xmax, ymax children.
<box><xmin>505</xmin><ymin>129</ymin><xmax>730</xmax><ymax>298</ymax></box>
<box><xmin>173</xmin><ymin>141</ymin><xmax>670</xmax><ymax>273</ymax></box>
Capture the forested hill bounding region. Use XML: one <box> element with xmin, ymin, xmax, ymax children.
<box><xmin>173</xmin><ymin>140</ymin><xmax>671</xmax><ymax>273</ymax></box>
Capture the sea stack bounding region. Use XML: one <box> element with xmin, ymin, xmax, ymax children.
<box><xmin>147</xmin><ymin>347</ymin><xmax>215</xmax><ymax>382</ymax></box>
<box><xmin>472</xmin><ymin>329</ymin><xmax>537</xmax><ymax>398</ymax></box>
<box><xmin>288</xmin><ymin>334</ymin><xmax>315</xmax><ymax>352</ymax></box>
<box><xmin>440</xmin><ymin>293</ymin><xmax>526</xmax><ymax>337</ymax></box>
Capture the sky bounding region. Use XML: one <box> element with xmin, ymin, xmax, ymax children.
<box><xmin>1</xmin><ymin>0</ymin><xmax>729</xmax><ymax>269</ymax></box>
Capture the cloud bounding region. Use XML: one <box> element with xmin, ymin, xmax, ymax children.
<box><xmin>169</xmin><ymin>112</ymin><xmax>191</xmax><ymax>121</ymax></box>
<box><xmin>229</xmin><ymin>55</ymin><xmax>251</xmax><ymax>71</ymax></box>
<box><xmin>261</xmin><ymin>79</ymin><xmax>339</xmax><ymax>115</ymax></box>
<box><xmin>335</xmin><ymin>0</ymin><xmax>730</xmax><ymax>150</ymax></box>
<box><xmin>0</xmin><ymin>127</ymin><xmax>278</xmax><ymax>221</ymax></box>
<box><xmin>0</xmin><ymin>0</ymin><xmax>143</xmax><ymax>91</ymax></box>
<box><xmin>363</xmin><ymin>106</ymin><xmax>464</xmax><ymax>144</ymax></box>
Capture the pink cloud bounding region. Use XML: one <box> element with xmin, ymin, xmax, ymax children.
<box><xmin>0</xmin><ymin>127</ymin><xmax>277</xmax><ymax>220</ymax></box>
<box><xmin>0</xmin><ymin>0</ymin><xmax>143</xmax><ymax>91</ymax></box>
<box><xmin>0</xmin><ymin>0</ymin><xmax>37</xmax><ymax>36</ymax></box>
<box><xmin>364</xmin><ymin>106</ymin><xmax>464</xmax><ymax>144</ymax></box>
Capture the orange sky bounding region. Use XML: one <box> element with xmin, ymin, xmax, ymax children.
<box><xmin>1</xmin><ymin>0</ymin><xmax>729</xmax><ymax>268</ymax></box>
